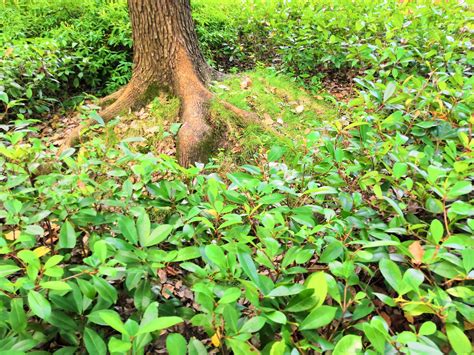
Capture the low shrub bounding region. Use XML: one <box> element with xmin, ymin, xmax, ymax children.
<box><xmin>0</xmin><ymin>0</ymin><xmax>472</xmax><ymax>353</ymax></box>
<box><xmin>1</xmin><ymin>0</ymin><xmax>471</xmax><ymax>118</ymax></box>
<box><xmin>0</xmin><ymin>77</ymin><xmax>472</xmax><ymax>351</ymax></box>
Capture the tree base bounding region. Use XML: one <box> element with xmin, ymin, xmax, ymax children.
<box><xmin>59</xmin><ymin>77</ymin><xmax>258</xmax><ymax>167</ymax></box>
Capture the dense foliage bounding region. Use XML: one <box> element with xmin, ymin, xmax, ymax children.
<box><xmin>0</xmin><ymin>0</ymin><xmax>473</xmax><ymax>354</ymax></box>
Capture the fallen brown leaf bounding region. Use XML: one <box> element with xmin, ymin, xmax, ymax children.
<box><xmin>240</xmin><ymin>76</ymin><xmax>252</xmax><ymax>90</ymax></box>
<box><xmin>409</xmin><ymin>241</ymin><xmax>424</xmax><ymax>265</ymax></box>
<box><xmin>295</xmin><ymin>105</ymin><xmax>305</xmax><ymax>114</ymax></box>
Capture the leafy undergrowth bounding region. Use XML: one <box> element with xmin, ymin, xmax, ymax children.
<box><xmin>1</xmin><ymin>65</ymin><xmax>473</xmax><ymax>353</ymax></box>
<box><xmin>2</xmin><ymin>0</ymin><xmax>470</xmax><ymax>118</ymax></box>
<box><xmin>1</xmin><ymin>0</ymin><xmax>473</xmax><ymax>354</ymax></box>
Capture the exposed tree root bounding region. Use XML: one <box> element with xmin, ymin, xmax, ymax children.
<box><xmin>99</xmin><ymin>79</ymin><xmax>147</xmax><ymax>121</ymax></box>
<box><xmin>219</xmin><ymin>100</ymin><xmax>259</xmax><ymax>125</ymax></box>
<box><xmin>98</xmin><ymin>86</ymin><xmax>126</xmax><ymax>106</ymax></box>
<box><xmin>59</xmin><ymin>51</ymin><xmax>257</xmax><ymax>166</ymax></box>
<box><xmin>59</xmin><ymin>78</ymin><xmax>149</xmax><ymax>153</ymax></box>
<box><xmin>177</xmin><ymin>93</ymin><xmax>214</xmax><ymax>167</ymax></box>
<box><xmin>59</xmin><ymin>85</ymin><xmax>258</xmax><ymax>166</ymax></box>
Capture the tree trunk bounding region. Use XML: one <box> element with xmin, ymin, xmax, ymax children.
<box><xmin>63</xmin><ymin>0</ymin><xmax>256</xmax><ymax>166</ymax></box>
<box><xmin>103</xmin><ymin>0</ymin><xmax>216</xmax><ymax>166</ymax></box>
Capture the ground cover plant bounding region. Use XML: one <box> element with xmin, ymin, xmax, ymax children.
<box><xmin>0</xmin><ymin>0</ymin><xmax>473</xmax><ymax>354</ymax></box>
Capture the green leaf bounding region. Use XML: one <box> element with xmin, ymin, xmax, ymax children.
<box><xmin>91</xmin><ymin>310</ymin><xmax>128</xmax><ymax>335</ymax></box>
<box><xmin>449</xmin><ymin>201</ymin><xmax>474</xmax><ymax>216</ymax></box>
<box><xmin>392</xmin><ymin>162</ymin><xmax>407</xmax><ymax>179</ymax></box>
<box><xmin>188</xmin><ymin>337</ymin><xmax>208</xmax><ymax>355</ymax></box>
<box><xmin>383</xmin><ymin>82</ymin><xmax>396</xmax><ymax>102</ymax></box>
<box><xmin>137</xmin><ymin>316</ymin><xmax>183</xmax><ymax>335</ymax></box>
<box><xmin>430</xmin><ymin>219</ymin><xmax>444</xmax><ymax>244</ymax></box>
<box><xmin>300</xmin><ymin>305</ymin><xmax>337</xmax><ymax>330</ymax></box>
<box><xmin>0</xmin><ymin>91</ymin><xmax>9</xmax><ymax>104</ymax></box>
<box><xmin>240</xmin><ymin>316</ymin><xmax>266</xmax><ymax>333</ymax></box>
<box><xmin>270</xmin><ymin>340</ymin><xmax>286</xmax><ymax>355</ymax></box>
<box><xmin>142</xmin><ymin>224</ymin><xmax>173</xmax><ymax>247</ymax></box>
<box><xmin>0</xmin><ymin>264</ymin><xmax>21</xmax><ymax>277</ymax></box>
<box><xmin>175</xmin><ymin>246</ymin><xmax>200</xmax><ymax>261</ymax></box>
<box><xmin>462</xmin><ymin>249</ymin><xmax>474</xmax><ymax>273</ymax></box>
<box><xmin>333</xmin><ymin>335</ymin><xmax>362</xmax><ymax>355</ymax></box>
<box><xmin>319</xmin><ymin>241</ymin><xmax>343</xmax><ymax>263</ymax></box>
<box><xmin>28</xmin><ymin>290</ymin><xmax>51</xmax><ymax>320</ymax></box>
<box><xmin>219</xmin><ymin>287</ymin><xmax>241</xmax><ymax>304</ymax></box>
<box><xmin>137</xmin><ymin>211</ymin><xmax>151</xmax><ymax>247</ymax></box>
<box><xmin>58</xmin><ymin>221</ymin><xmax>76</xmax><ymax>249</ymax></box>
<box><xmin>426</xmin><ymin>197</ymin><xmax>443</xmax><ymax>214</ymax></box>
<box><xmin>418</xmin><ymin>321</ymin><xmax>436</xmax><ymax>336</ymax></box>
<box><xmin>306</xmin><ymin>272</ymin><xmax>328</xmax><ymax>308</ymax></box>
<box><xmin>267</xmin><ymin>285</ymin><xmax>304</xmax><ymax>297</ymax></box>
<box><xmin>427</xmin><ymin>165</ymin><xmax>447</xmax><ymax>183</ymax></box>
<box><xmin>305</xmin><ymin>186</ymin><xmax>338</xmax><ymax>195</ymax></box>
<box><xmin>93</xmin><ymin>277</ymin><xmax>118</xmax><ymax>304</ymax></box>
<box><xmin>118</xmin><ymin>216</ymin><xmax>138</xmax><ymax>244</ymax></box>
<box><xmin>265</xmin><ymin>310</ymin><xmax>287</xmax><ymax>324</ymax></box>
<box><xmin>446</xmin><ymin>324</ymin><xmax>472</xmax><ymax>354</ymax></box>
<box><xmin>363</xmin><ymin>323</ymin><xmax>387</xmax><ymax>353</ymax></box>
<box><xmin>40</xmin><ymin>281</ymin><xmax>71</xmax><ymax>291</ymax></box>
<box><xmin>447</xmin><ymin>181</ymin><xmax>472</xmax><ymax>200</ymax></box>
<box><xmin>285</xmin><ymin>290</ymin><xmax>318</xmax><ymax>312</ymax></box>
<box><xmin>205</xmin><ymin>244</ymin><xmax>227</xmax><ymax>269</ymax></box>
<box><xmin>108</xmin><ymin>337</ymin><xmax>131</xmax><ymax>353</ymax></box>
<box><xmin>84</xmin><ymin>328</ymin><xmax>107</xmax><ymax>355</ymax></box>
<box><xmin>238</xmin><ymin>252</ymin><xmax>268</xmax><ymax>294</ymax></box>
<box><xmin>44</xmin><ymin>255</ymin><xmax>63</xmax><ymax>269</ymax></box>
<box><xmin>291</xmin><ymin>209</ymin><xmax>315</xmax><ymax>227</ymax></box>
<box><xmin>93</xmin><ymin>240</ymin><xmax>108</xmax><ymax>263</ymax></box>
<box><xmin>379</xmin><ymin>258</ymin><xmax>403</xmax><ymax>294</ymax></box>
<box><xmin>402</xmin><ymin>268</ymin><xmax>424</xmax><ymax>293</ymax></box>
<box><xmin>382</xmin><ymin>196</ymin><xmax>405</xmax><ymax>220</ymax></box>
<box><xmin>166</xmin><ymin>333</ymin><xmax>188</xmax><ymax>355</ymax></box>
<box><xmin>9</xmin><ymin>298</ymin><xmax>27</xmax><ymax>333</ymax></box>
<box><xmin>268</xmin><ymin>145</ymin><xmax>284</xmax><ymax>161</ymax></box>
<box><xmin>26</xmin><ymin>87</ymin><xmax>33</xmax><ymax>99</ymax></box>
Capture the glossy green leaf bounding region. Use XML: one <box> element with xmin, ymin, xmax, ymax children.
<box><xmin>137</xmin><ymin>316</ymin><xmax>183</xmax><ymax>335</ymax></box>
<box><xmin>0</xmin><ymin>264</ymin><xmax>21</xmax><ymax>277</ymax></box>
<box><xmin>84</xmin><ymin>327</ymin><xmax>107</xmax><ymax>355</ymax></box>
<box><xmin>306</xmin><ymin>271</ymin><xmax>328</xmax><ymax>308</ymax></box>
<box><xmin>379</xmin><ymin>258</ymin><xmax>403</xmax><ymax>294</ymax></box>
<box><xmin>58</xmin><ymin>221</ymin><xmax>76</xmax><ymax>249</ymax></box>
<box><xmin>446</xmin><ymin>324</ymin><xmax>472</xmax><ymax>354</ymax></box>
<box><xmin>240</xmin><ymin>316</ymin><xmax>266</xmax><ymax>333</ymax></box>
<box><xmin>166</xmin><ymin>333</ymin><xmax>188</xmax><ymax>355</ymax></box>
<box><xmin>300</xmin><ymin>306</ymin><xmax>337</xmax><ymax>330</ymax></box>
<box><xmin>333</xmin><ymin>335</ymin><xmax>362</xmax><ymax>355</ymax></box>
<box><xmin>28</xmin><ymin>290</ymin><xmax>51</xmax><ymax>320</ymax></box>
<box><xmin>118</xmin><ymin>216</ymin><xmax>138</xmax><ymax>244</ymax></box>
<box><xmin>142</xmin><ymin>224</ymin><xmax>173</xmax><ymax>247</ymax></box>
<box><xmin>430</xmin><ymin>219</ymin><xmax>444</xmax><ymax>244</ymax></box>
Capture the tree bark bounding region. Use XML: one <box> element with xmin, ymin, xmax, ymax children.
<box><xmin>63</xmin><ymin>0</ymin><xmax>255</xmax><ymax>166</ymax></box>
<box><xmin>126</xmin><ymin>0</ymin><xmax>216</xmax><ymax>166</ymax></box>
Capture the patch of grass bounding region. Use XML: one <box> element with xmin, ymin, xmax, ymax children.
<box><xmin>210</xmin><ymin>68</ymin><xmax>337</xmax><ymax>164</ymax></box>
